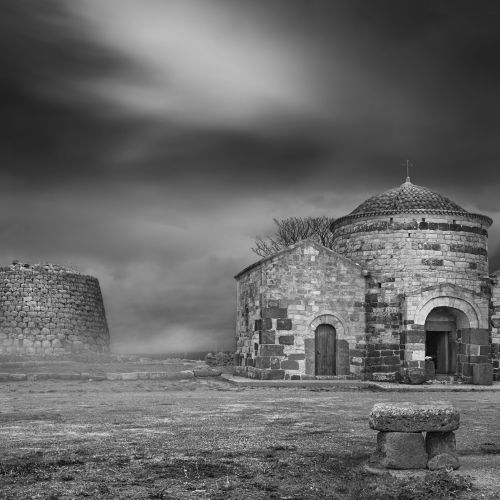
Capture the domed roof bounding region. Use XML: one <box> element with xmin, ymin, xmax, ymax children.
<box><xmin>350</xmin><ymin>179</ymin><xmax>466</xmax><ymax>215</ymax></box>
<box><xmin>331</xmin><ymin>178</ymin><xmax>492</xmax><ymax>228</ymax></box>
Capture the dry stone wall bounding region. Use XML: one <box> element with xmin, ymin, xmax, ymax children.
<box><xmin>0</xmin><ymin>262</ymin><xmax>109</xmax><ymax>357</ymax></box>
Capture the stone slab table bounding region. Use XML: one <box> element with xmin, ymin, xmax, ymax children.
<box><xmin>369</xmin><ymin>402</ymin><xmax>460</xmax><ymax>470</ymax></box>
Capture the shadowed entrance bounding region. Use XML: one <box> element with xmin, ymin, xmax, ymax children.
<box><xmin>425</xmin><ymin>307</ymin><xmax>469</xmax><ymax>375</ymax></box>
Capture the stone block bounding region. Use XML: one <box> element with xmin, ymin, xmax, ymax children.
<box><xmin>260</xmin><ymin>330</ymin><xmax>275</xmax><ymax>344</ymax></box>
<box><xmin>277</xmin><ymin>318</ymin><xmax>292</xmax><ymax>330</ymax></box>
<box><xmin>372</xmin><ymin>372</ymin><xmax>400</xmax><ymax>382</ymax></box>
<box><xmin>278</xmin><ymin>335</ymin><xmax>294</xmax><ymax>345</ymax></box>
<box><xmin>281</xmin><ymin>360</ymin><xmax>299</xmax><ymax>370</ymax></box>
<box><xmin>427</xmin><ymin>453</ymin><xmax>460</xmax><ymax>470</ymax></box>
<box><xmin>193</xmin><ymin>367</ymin><xmax>221</xmax><ymax>377</ymax></box>
<box><xmin>425</xmin><ymin>431</ymin><xmax>457</xmax><ymax>458</ymax></box>
<box><xmin>377</xmin><ymin>431</ymin><xmax>427</xmax><ymax>469</ymax></box>
<box><xmin>260</xmin><ymin>344</ymin><xmax>284</xmax><ymax>357</ymax></box>
<box><xmin>106</xmin><ymin>372</ymin><xmax>122</xmax><ymax>381</ymax></box>
<box><xmin>121</xmin><ymin>372</ymin><xmax>139</xmax><ymax>380</ymax></box>
<box><xmin>260</xmin><ymin>369</ymin><xmax>285</xmax><ymax>380</ymax></box>
<box><xmin>369</xmin><ymin>402</ymin><xmax>460</xmax><ymax>432</ymax></box>
<box><xmin>255</xmin><ymin>318</ymin><xmax>272</xmax><ymax>331</ymax></box>
<box><xmin>288</xmin><ymin>353</ymin><xmax>305</xmax><ymax>361</ymax></box>
<box><xmin>469</xmin><ymin>329</ymin><xmax>490</xmax><ymax>345</ymax></box>
<box><xmin>406</xmin><ymin>368</ymin><xmax>426</xmax><ymax>384</ymax></box>
<box><xmin>472</xmin><ymin>363</ymin><xmax>493</xmax><ymax>385</ymax></box>
<box><xmin>402</xmin><ymin>331</ymin><xmax>425</xmax><ymax>344</ymax></box>
<box><xmin>262</xmin><ymin>307</ymin><xmax>287</xmax><ymax>319</ymax></box>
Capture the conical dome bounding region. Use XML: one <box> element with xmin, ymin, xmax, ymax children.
<box><xmin>350</xmin><ymin>180</ymin><xmax>466</xmax><ymax>215</ymax></box>
<box><xmin>332</xmin><ymin>179</ymin><xmax>492</xmax><ymax>228</ymax></box>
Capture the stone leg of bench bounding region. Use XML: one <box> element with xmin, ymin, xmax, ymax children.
<box><xmin>425</xmin><ymin>431</ymin><xmax>460</xmax><ymax>470</ymax></box>
<box><xmin>377</xmin><ymin>431</ymin><xmax>428</xmax><ymax>469</ymax></box>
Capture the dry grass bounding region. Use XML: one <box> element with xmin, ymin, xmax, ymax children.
<box><xmin>0</xmin><ymin>376</ymin><xmax>497</xmax><ymax>499</ymax></box>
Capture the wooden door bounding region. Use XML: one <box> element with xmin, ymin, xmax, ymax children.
<box><xmin>315</xmin><ymin>324</ymin><xmax>336</xmax><ymax>375</ymax></box>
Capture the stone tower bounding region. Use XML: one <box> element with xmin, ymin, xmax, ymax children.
<box><xmin>0</xmin><ymin>262</ymin><xmax>110</xmax><ymax>357</ymax></box>
<box><xmin>330</xmin><ymin>178</ymin><xmax>492</xmax><ymax>381</ymax></box>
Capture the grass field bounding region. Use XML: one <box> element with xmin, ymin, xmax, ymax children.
<box><xmin>1</xmin><ymin>374</ymin><xmax>499</xmax><ymax>499</ymax></box>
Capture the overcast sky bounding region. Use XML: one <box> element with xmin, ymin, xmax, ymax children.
<box><xmin>1</xmin><ymin>1</ymin><xmax>499</xmax><ymax>353</ymax></box>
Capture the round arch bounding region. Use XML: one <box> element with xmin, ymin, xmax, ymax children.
<box><xmin>309</xmin><ymin>313</ymin><xmax>347</xmax><ymax>338</ymax></box>
<box><xmin>414</xmin><ymin>296</ymin><xmax>480</xmax><ymax>329</ymax></box>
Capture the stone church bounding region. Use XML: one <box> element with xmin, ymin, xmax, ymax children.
<box><xmin>234</xmin><ymin>178</ymin><xmax>500</xmax><ymax>383</ymax></box>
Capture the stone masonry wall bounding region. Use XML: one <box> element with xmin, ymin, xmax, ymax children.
<box><xmin>235</xmin><ymin>241</ymin><xmax>368</xmax><ymax>380</ymax></box>
<box><xmin>0</xmin><ymin>262</ymin><xmax>110</xmax><ymax>357</ymax></box>
<box><xmin>332</xmin><ymin>214</ymin><xmax>489</xmax><ymax>296</ymax></box>
<box><xmin>332</xmin><ymin>213</ymin><xmax>491</xmax><ymax>380</ymax></box>
<box><xmin>490</xmin><ymin>274</ymin><xmax>500</xmax><ymax>381</ymax></box>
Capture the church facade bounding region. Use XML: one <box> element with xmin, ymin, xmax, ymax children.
<box><xmin>234</xmin><ymin>179</ymin><xmax>500</xmax><ymax>383</ymax></box>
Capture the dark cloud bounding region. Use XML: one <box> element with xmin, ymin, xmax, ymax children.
<box><xmin>1</xmin><ymin>0</ymin><xmax>499</xmax><ymax>353</ymax></box>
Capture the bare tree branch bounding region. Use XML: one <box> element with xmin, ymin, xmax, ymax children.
<box><xmin>251</xmin><ymin>216</ymin><xmax>336</xmax><ymax>257</ymax></box>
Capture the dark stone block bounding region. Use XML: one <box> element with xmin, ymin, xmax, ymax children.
<box><xmin>469</xmin><ymin>262</ymin><xmax>478</xmax><ymax>269</ymax></box>
<box><xmin>261</xmin><ymin>330</ymin><xmax>276</xmax><ymax>344</ymax></box>
<box><xmin>278</xmin><ymin>335</ymin><xmax>294</xmax><ymax>345</ymax></box>
<box><xmin>288</xmin><ymin>353</ymin><xmax>305</xmax><ymax>361</ymax></box>
<box><xmin>480</xmin><ymin>345</ymin><xmax>491</xmax><ymax>356</ymax></box>
<box><xmin>267</xmin><ymin>299</ymin><xmax>279</xmax><ymax>308</ymax></box>
<box><xmin>262</xmin><ymin>307</ymin><xmax>288</xmax><ymax>319</ymax></box>
<box><xmin>281</xmin><ymin>360</ymin><xmax>299</xmax><ymax>370</ymax></box>
<box><xmin>350</xmin><ymin>349</ymin><xmax>366</xmax><ymax>357</ymax></box>
<box><xmin>261</xmin><ymin>369</ymin><xmax>285</xmax><ymax>380</ymax></box>
<box><xmin>470</xmin><ymin>356</ymin><xmax>490</xmax><ymax>364</ymax></box>
<box><xmin>255</xmin><ymin>318</ymin><xmax>272</xmax><ymax>331</ymax></box>
<box><xmin>469</xmin><ymin>329</ymin><xmax>489</xmax><ymax>345</ymax></box>
<box><xmin>419</xmin><ymin>222</ymin><xmax>429</xmax><ymax>230</ymax></box>
<box><xmin>473</xmin><ymin>363</ymin><xmax>493</xmax><ymax>385</ymax></box>
<box><xmin>260</xmin><ymin>344</ymin><xmax>284</xmax><ymax>357</ymax></box>
<box><xmin>383</xmin><ymin>355</ymin><xmax>401</xmax><ymax>366</ymax></box>
<box><xmin>277</xmin><ymin>318</ymin><xmax>292</xmax><ymax>330</ymax></box>
<box><xmin>407</xmin><ymin>369</ymin><xmax>426</xmax><ymax>384</ymax></box>
<box><xmin>449</xmin><ymin>223</ymin><xmax>461</xmax><ymax>231</ymax></box>
<box><xmin>291</xmin><ymin>374</ymin><xmax>301</xmax><ymax>380</ymax></box>
<box><xmin>462</xmin><ymin>364</ymin><xmax>473</xmax><ymax>377</ymax></box>
<box><xmin>438</xmin><ymin>223</ymin><xmax>449</xmax><ymax>231</ymax></box>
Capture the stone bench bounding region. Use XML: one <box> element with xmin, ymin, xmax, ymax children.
<box><xmin>368</xmin><ymin>402</ymin><xmax>460</xmax><ymax>470</ymax></box>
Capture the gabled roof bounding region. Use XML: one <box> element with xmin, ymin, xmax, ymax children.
<box><xmin>234</xmin><ymin>238</ymin><xmax>362</xmax><ymax>279</ymax></box>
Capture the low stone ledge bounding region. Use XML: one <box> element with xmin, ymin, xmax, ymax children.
<box><xmin>192</xmin><ymin>367</ymin><xmax>222</xmax><ymax>377</ymax></box>
<box><xmin>0</xmin><ymin>373</ymin><xmax>27</xmax><ymax>381</ymax></box>
<box><xmin>369</xmin><ymin>402</ymin><xmax>460</xmax><ymax>432</ymax></box>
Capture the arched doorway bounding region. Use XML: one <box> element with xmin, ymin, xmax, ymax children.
<box><xmin>425</xmin><ymin>307</ymin><xmax>469</xmax><ymax>375</ymax></box>
<box><xmin>315</xmin><ymin>324</ymin><xmax>336</xmax><ymax>375</ymax></box>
